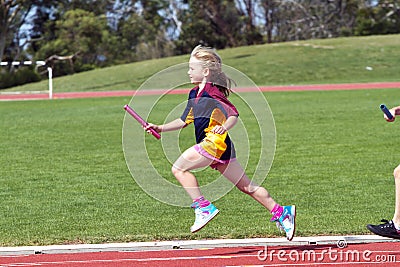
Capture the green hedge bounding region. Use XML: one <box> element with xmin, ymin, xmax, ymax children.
<box><xmin>0</xmin><ymin>67</ymin><xmax>41</xmax><ymax>89</ymax></box>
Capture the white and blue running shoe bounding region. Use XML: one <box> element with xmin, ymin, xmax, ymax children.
<box><xmin>190</xmin><ymin>203</ymin><xmax>219</xmax><ymax>233</ymax></box>
<box><xmin>275</xmin><ymin>205</ymin><xmax>296</xmax><ymax>241</ymax></box>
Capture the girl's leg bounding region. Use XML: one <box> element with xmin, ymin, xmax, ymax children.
<box><xmin>172</xmin><ymin>146</ymin><xmax>219</xmax><ymax>233</ymax></box>
<box><xmin>215</xmin><ymin>160</ymin><xmax>276</xmax><ymax>211</ymax></box>
<box><xmin>171</xmin><ymin>146</ymin><xmax>214</xmax><ymax>200</ymax></box>
<box><xmin>392</xmin><ymin>164</ymin><xmax>400</xmax><ymax>226</ymax></box>
<box><xmin>216</xmin><ymin>160</ymin><xmax>296</xmax><ymax>241</ymax></box>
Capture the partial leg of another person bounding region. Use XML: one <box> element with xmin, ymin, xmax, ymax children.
<box><xmin>367</xmin><ymin>164</ymin><xmax>400</xmax><ymax>239</ymax></box>
<box><xmin>216</xmin><ymin>160</ymin><xmax>296</xmax><ymax>241</ymax></box>
<box><xmin>172</xmin><ymin>146</ymin><xmax>220</xmax><ymax>232</ymax></box>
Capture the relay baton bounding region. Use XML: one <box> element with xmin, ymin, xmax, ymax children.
<box><xmin>124</xmin><ymin>104</ymin><xmax>161</xmax><ymax>139</ymax></box>
<box><xmin>380</xmin><ymin>104</ymin><xmax>394</xmax><ymax>121</ymax></box>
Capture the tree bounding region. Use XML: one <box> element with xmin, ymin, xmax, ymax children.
<box><xmin>257</xmin><ymin>0</ymin><xmax>361</xmax><ymax>42</ymax></box>
<box><xmin>33</xmin><ymin>9</ymin><xmax>110</xmax><ymax>75</ymax></box>
<box><xmin>0</xmin><ymin>0</ymin><xmax>34</xmax><ymax>62</ymax></box>
<box><xmin>236</xmin><ymin>0</ymin><xmax>263</xmax><ymax>44</ymax></box>
<box><xmin>113</xmin><ymin>0</ymin><xmax>176</xmax><ymax>61</ymax></box>
<box><xmin>0</xmin><ymin>1</ymin><xmax>44</xmax><ymax>89</ymax></box>
<box><xmin>135</xmin><ymin>0</ymin><xmax>176</xmax><ymax>59</ymax></box>
<box><xmin>258</xmin><ymin>0</ymin><xmax>280</xmax><ymax>43</ymax></box>
<box><xmin>355</xmin><ymin>0</ymin><xmax>400</xmax><ymax>36</ymax></box>
<box><xmin>3</xmin><ymin>0</ymin><xmax>398</xmax><ymax>88</ymax></box>
<box><xmin>176</xmin><ymin>0</ymin><xmax>255</xmax><ymax>53</ymax></box>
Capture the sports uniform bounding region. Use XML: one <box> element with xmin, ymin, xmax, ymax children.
<box><xmin>180</xmin><ymin>82</ymin><xmax>238</xmax><ymax>168</ymax></box>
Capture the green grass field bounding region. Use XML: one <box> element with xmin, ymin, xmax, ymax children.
<box><xmin>1</xmin><ymin>35</ymin><xmax>400</xmax><ymax>246</ymax></box>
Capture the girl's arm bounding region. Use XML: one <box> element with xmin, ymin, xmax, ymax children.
<box><xmin>211</xmin><ymin>115</ymin><xmax>238</xmax><ymax>134</ymax></box>
<box><xmin>146</xmin><ymin>118</ymin><xmax>187</xmax><ymax>133</ymax></box>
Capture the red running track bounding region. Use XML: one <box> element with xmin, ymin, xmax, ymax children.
<box><xmin>1</xmin><ymin>242</ymin><xmax>400</xmax><ymax>267</ymax></box>
<box><xmin>0</xmin><ymin>82</ymin><xmax>399</xmax><ymax>101</ymax></box>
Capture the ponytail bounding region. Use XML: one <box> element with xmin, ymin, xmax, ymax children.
<box><xmin>211</xmin><ymin>71</ymin><xmax>235</xmax><ymax>97</ymax></box>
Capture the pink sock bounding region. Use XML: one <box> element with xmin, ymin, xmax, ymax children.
<box><xmin>192</xmin><ymin>196</ymin><xmax>210</xmax><ymax>208</ymax></box>
<box><xmin>270</xmin><ymin>204</ymin><xmax>283</xmax><ymax>221</ymax></box>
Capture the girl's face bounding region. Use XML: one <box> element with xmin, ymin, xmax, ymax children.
<box><xmin>188</xmin><ymin>57</ymin><xmax>209</xmax><ymax>85</ymax></box>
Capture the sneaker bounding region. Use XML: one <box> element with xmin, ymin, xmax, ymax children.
<box><xmin>367</xmin><ymin>219</ymin><xmax>400</xmax><ymax>239</ymax></box>
<box><xmin>190</xmin><ymin>203</ymin><xmax>219</xmax><ymax>233</ymax></box>
<box><xmin>274</xmin><ymin>205</ymin><xmax>296</xmax><ymax>241</ymax></box>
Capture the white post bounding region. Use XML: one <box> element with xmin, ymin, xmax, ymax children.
<box><xmin>47</xmin><ymin>67</ymin><xmax>53</xmax><ymax>99</ymax></box>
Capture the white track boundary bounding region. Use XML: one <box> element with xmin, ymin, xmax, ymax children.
<box><xmin>0</xmin><ymin>235</ymin><xmax>398</xmax><ymax>255</ymax></box>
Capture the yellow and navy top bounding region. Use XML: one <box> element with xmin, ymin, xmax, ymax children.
<box><xmin>180</xmin><ymin>82</ymin><xmax>239</xmax><ymax>161</ymax></box>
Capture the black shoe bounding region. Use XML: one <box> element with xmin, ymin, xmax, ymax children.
<box><xmin>367</xmin><ymin>219</ymin><xmax>400</xmax><ymax>239</ymax></box>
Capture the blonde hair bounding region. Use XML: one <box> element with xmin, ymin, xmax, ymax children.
<box><xmin>190</xmin><ymin>45</ymin><xmax>235</xmax><ymax>97</ymax></box>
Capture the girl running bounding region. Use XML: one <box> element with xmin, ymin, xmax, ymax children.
<box><xmin>146</xmin><ymin>45</ymin><xmax>296</xmax><ymax>240</ymax></box>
